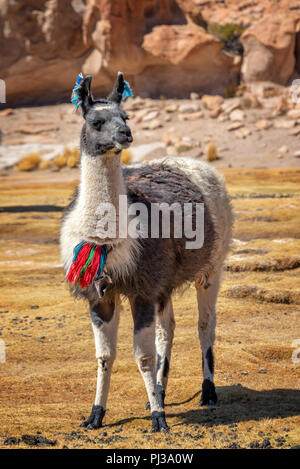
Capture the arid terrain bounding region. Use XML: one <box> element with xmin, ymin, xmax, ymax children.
<box><xmin>1</xmin><ymin>79</ymin><xmax>300</xmax><ymax>172</ymax></box>
<box><xmin>0</xmin><ymin>163</ymin><xmax>299</xmax><ymax>449</ymax></box>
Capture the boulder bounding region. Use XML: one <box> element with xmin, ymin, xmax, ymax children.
<box><xmin>178</xmin><ymin>103</ymin><xmax>200</xmax><ymax>114</ymax></box>
<box><xmin>141</xmin><ymin>24</ymin><xmax>240</xmax><ymax>97</ymax></box>
<box><xmin>0</xmin><ymin>0</ymin><xmax>91</xmax><ymax>105</ymax></box>
<box><xmin>201</xmin><ymin>94</ymin><xmax>224</xmax><ymax>110</ymax></box>
<box><xmin>296</xmin><ymin>31</ymin><xmax>300</xmax><ymax>73</ymax></box>
<box><xmin>241</xmin><ymin>14</ymin><xmax>299</xmax><ymax>85</ymax></box>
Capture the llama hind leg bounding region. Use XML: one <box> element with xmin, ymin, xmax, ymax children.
<box><xmin>145</xmin><ymin>298</ymin><xmax>175</xmax><ymax>410</ymax></box>
<box><xmin>131</xmin><ymin>296</ymin><xmax>169</xmax><ymax>432</ymax></box>
<box><xmin>155</xmin><ymin>299</ymin><xmax>175</xmax><ymax>407</ymax></box>
<box><xmin>196</xmin><ymin>274</ymin><xmax>220</xmax><ymax>406</ymax></box>
<box><xmin>81</xmin><ymin>296</ymin><xmax>120</xmax><ymax>429</ymax></box>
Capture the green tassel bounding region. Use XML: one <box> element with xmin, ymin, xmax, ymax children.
<box><xmin>79</xmin><ymin>244</ymin><xmax>96</xmax><ymax>280</ymax></box>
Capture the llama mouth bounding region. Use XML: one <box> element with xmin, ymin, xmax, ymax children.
<box><xmin>114</xmin><ymin>140</ymin><xmax>131</xmax><ymax>150</ymax></box>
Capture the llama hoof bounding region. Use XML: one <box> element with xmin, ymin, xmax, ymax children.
<box><xmin>145</xmin><ymin>401</ymin><xmax>150</xmax><ymax>411</ymax></box>
<box><xmin>199</xmin><ymin>379</ymin><xmax>218</xmax><ymax>407</ymax></box>
<box><xmin>150</xmin><ymin>411</ymin><xmax>169</xmax><ymax>433</ymax></box>
<box><xmin>80</xmin><ymin>405</ymin><xmax>105</xmax><ymax>429</ymax></box>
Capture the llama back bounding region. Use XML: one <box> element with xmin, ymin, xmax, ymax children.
<box><xmin>126</xmin><ymin>157</ymin><xmax>233</xmax><ymax>281</ymax></box>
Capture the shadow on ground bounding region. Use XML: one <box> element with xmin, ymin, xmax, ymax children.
<box><xmin>105</xmin><ymin>385</ymin><xmax>300</xmax><ymax>429</ymax></box>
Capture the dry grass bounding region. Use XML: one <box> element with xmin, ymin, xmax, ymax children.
<box><xmin>0</xmin><ymin>168</ymin><xmax>299</xmax><ymax>449</ymax></box>
<box><xmin>16</xmin><ymin>153</ymin><xmax>42</xmax><ymax>172</ymax></box>
<box><xmin>206</xmin><ymin>141</ymin><xmax>218</xmax><ymax>161</ymax></box>
<box><xmin>64</xmin><ymin>147</ymin><xmax>80</xmax><ymax>168</ymax></box>
<box><xmin>53</xmin><ymin>147</ymin><xmax>80</xmax><ymax>169</ymax></box>
<box><xmin>15</xmin><ymin>147</ymin><xmax>80</xmax><ymax>173</ymax></box>
<box><xmin>53</xmin><ymin>154</ymin><xmax>68</xmax><ymax>169</ymax></box>
<box><xmin>39</xmin><ymin>160</ymin><xmax>53</xmax><ymax>171</ymax></box>
<box><xmin>121</xmin><ymin>149</ymin><xmax>132</xmax><ymax>165</ymax></box>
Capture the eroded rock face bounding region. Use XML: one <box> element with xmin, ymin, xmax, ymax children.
<box><xmin>241</xmin><ymin>14</ymin><xmax>299</xmax><ymax>85</ymax></box>
<box><xmin>82</xmin><ymin>0</ymin><xmax>240</xmax><ymax>98</ymax></box>
<box><xmin>0</xmin><ymin>0</ymin><xmax>92</xmax><ymax>105</ymax></box>
<box><xmin>140</xmin><ymin>24</ymin><xmax>240</xmax><ymax>97</ymax></box>
<box><xmin>1</xmin><ymin>0</ymin><xmax>300</xmax><ymax>105</ymax></box>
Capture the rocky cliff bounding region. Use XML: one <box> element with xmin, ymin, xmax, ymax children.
<box><xmin>0</xmin><ymin>0</ymin><xmax>299</xmax><ymax>105</ymax></box>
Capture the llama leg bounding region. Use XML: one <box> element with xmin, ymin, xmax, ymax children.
<box><xmin>81</xmin><ymin>296</ymin><xmax>120</xmax><ymax>429</ymax></box>
<box><xmin>196</xmin><ymin>274</ymin><xmax>220</xmax><ymax>406</ymax></box>
<box><xmin>146</xmin><ymin>299</ymin><xmax>175</xmax><ymax>410</ymax></box>
<box><xmin>156</xmin><ymin>299</ymin><xmax>175</xmax><ymax>403</ymax></box>
<box><xmin>131</xmin><ymin>296</ymin><xmax>169</xmax><ymax>433</ymax></box>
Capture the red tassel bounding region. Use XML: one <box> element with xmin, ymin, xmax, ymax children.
<box><xmin>80</xmin><ymin>245</ymin><xmax>102</xmax><ymax>289</ymax></box>
<box><xmin>67</xmin><ymin>243</ymin><xmax>92</xmax><ymax>285</ymax></box>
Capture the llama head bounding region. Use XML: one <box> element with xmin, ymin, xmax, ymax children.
<box><xmin>76</xmin><ymin>72</ymin><xmax>133</xmax><ymax>156</ymax></box>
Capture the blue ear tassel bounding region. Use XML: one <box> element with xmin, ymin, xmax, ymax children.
<box><xmin>71</xmin><ymin>73</ymin><xmax>84</xmax><ymax>112</ymax></box>
<box><xmin>122</xmin><ymin>80</ymin><xmax>133</xmax><ymax>101</ymax></box>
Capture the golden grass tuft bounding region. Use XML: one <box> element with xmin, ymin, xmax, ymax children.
<box><xmin>65</xmin><ymin>147</ymin><xmax>80</xmax><ymax>168</ymax></box>
<box><xmin>227</xmin><ymin>257</ymin><xmax>300</xmax><ymax>272</ymax></box>
<box><xmin>224</xmin><ymin>284</ymin><xmax>300</xmax><ymax>304</ymax></box>
<box><xmin>17</xmin><ymin>153</ymin><xmax>42</xmax><ymax>171</ymax></box>
<box><xmin>39</xmin><ymin>159</ymin><xmax>53</xmax><ymax>170</ymax></box>
<box><xmin>247</xmin><ymin>345</ymin><xmax>293</xmax><ymax>362</ymax></box>
<box><xmin>53</xmin><ymin>147</ymin><xmax>80</xmax><ymax>170</ymax></box>
<box><xmin>53</xmin><ymin>154</ymin><xmax>68</xmax><ymax>169</ymax></box>
<box><xmin>206</xmin><ymin>141</ymin><xmax>218</xmax><ymax>161</ymax></box>
<box><xmin>121</xmin><ymin>149</ymin><xmax>132</xmax><ymax>165</ymax></box>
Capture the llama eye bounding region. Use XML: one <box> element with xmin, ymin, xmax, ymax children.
<box><xmin>93</xmin><ymin>120</ymin><xmax>104</xmax><ymax>130</ymax></box>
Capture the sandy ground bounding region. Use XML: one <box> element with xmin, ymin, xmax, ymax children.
<box><xmin>0</xmin><ymin>166</ymin><xmax>299</xmax><ymax>449</ymax></box>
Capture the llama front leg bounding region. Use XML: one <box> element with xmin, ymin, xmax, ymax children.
<box><xmin>131</xmin><ymin>296</ymin><xmax>169</xmax><ymax>433</ymax></box>
<box><xmin>81</xmin><ymin>296</ymin><xmax>120</xmax><ymax>429</ymax></box>
<box><xmin>196</xmin><ymin>275</ymin><xmax>220</xmax><ymax>406</ymax></box>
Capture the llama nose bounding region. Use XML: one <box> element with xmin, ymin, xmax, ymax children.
<box><xmin>118</xmin><ymin>126</ymin><xmax>133</xmax><ymax>142</ymax></box>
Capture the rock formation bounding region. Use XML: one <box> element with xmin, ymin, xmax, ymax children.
<box><xmin>0</xmin><ymin>0</ymin><xmax>299</xmax><ymax>105</ymax></box>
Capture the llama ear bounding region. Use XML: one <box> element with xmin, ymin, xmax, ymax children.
<box><xmin>71</xmin><ymin>74</ymin><xmax>94</xmax><ymax>116</ymax></box>
<box><xmin>107</xmin><ymin>72</ymin><xmax>124</xmax><ymax>104</ymax></box>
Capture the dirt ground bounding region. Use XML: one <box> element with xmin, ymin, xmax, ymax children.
<box><xmin>1</xmin><ymin>93</ymin><xmax>300</xmax><ymax>170</ymax></box>
<box><xmin>0</xmin><ymin>166</ymin><xmax>299</xmax><ymax>449</ymax></box>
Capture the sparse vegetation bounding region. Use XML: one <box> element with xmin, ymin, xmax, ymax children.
<box><xmin>208</xmin><ymin>23</ymin><xmax>246</xmax><ymax>56</ymax></box>
<box><xmin>224</xmin><ymin>84</ymin><xmax>238</xmax><ymax>99</ymax></box>
<box><xmin>54</xmin><ymin>148</ymin><xmax>80</xmax><ymax>170</ymax></box>
<box><xmin>121</xmin><ymin>149</ymin><xmax>132</xmax><ymax>165</ymax></box>
<box><xmin>0</xmin><ymin>168</ymin><xmax>299</xmax><ymax>449</ymax></box>
<box><xmin>206</xmin><ymin>141</ymin><xmax>218</xmax><ymax>161</ymax></box>
<box><xmin>39</xmin><ymin>160</ymin><xmax>53</xmax><ymax>170</ymax></box>
<box><xmin>53</xmin><ymin>154</ymin><xmax>68</xmax><ymax>169</ymax></box>
<box><xmin>16</xmin><ymin>153</ymin><xmax>42</xmax><ymax>171</ymax></box>
<box><xmin>64</xmin><ymin>147</ymin><xmax>80</xmax><ymax>168</ymax></box>
<box><xmin>16</xmin><ymin>147</ymin><xmax>81</xmax><ymax>172</ymax></box>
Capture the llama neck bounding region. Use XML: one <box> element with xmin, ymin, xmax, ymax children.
<box><xmin>76</xmin><ymin>150</ymin><xmax>127</xmax><ymax>244</ymax></box>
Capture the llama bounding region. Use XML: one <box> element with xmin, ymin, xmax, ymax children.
<box><xmin>60</xmin><ymin>72</ymin><xmax>233</xmax><ymax>432</ymax></box>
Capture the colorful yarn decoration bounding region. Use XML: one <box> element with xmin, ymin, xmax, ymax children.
<box><xmin>71</xmin><ymin>73</ymin><xmax>84</xmax><ymax>112</ymax></box>
<box><xmin>122</xmin><ymin>80</ymin><xmax>133</xmax><ymax>101</ymax></box>
<box><xmin>67</xmin><ymin>241</ymin><xmax>108</xmax><ymax>289</ymax></box>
